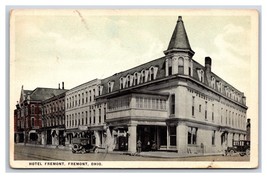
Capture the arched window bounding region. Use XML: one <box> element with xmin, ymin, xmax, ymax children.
<box><xmin>142</xmin><ymin>70</ymin><xmax>145</xmax><ymax>83</ymax></box>
<box><xmin>134</xmin><ymin>73</ymin><xmax>138</xmax><ymax>85</ymax></box>
<box><xmin>178</xmin><ymin>57</ymin><xmax>184</xmax><ymax>74</ymax></box>
<box><xmin>127</xmin><ymin>75</ymin><xmax>131</xmax><ymax>87</ymax></box>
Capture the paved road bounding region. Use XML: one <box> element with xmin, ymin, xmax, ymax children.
<box><xmin>14</xmin><ymin>144</ymin><xmax>250</xmax><ymax>162</ymax></box>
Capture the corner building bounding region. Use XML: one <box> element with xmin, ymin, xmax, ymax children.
<box><xmin>96</xmin><ymin>16</ymin><xmax>248</xmax><ymax>155</ymax></box>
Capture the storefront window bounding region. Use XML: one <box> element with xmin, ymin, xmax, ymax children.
<box><xmin>169</xmin><ymin>126</ymin><xmax>176</xmax><ymax>146</ymax></box>
<box><xmin>188</xmin><ymin>127</ymin><xmax>198</xmax><ymax>145</ymax></box>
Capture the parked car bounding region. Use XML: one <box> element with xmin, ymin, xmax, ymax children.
<box><xmin>71</xmin><ymin>137</ymin><xmax>98</xmax><ymax>154</ymax></box>
<box><xmin>225</xmin><ymin>140</ymin><xmax>250</xmax><ymax>156</ymax></box>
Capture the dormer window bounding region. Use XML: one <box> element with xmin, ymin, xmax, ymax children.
<box><xmin>98</xmin><ymin>85</ymin><xmax>103</xmax><ymax>96</ymax></box>
<box><xmin>197</xmin><ymin>69</ymin><xmax>204</xmax><ymax>82</ymax></box>
<box><xmin>150</xmin><ymin>67</ymin><xmax>154</xmax><ymax>81</ymax></box>
<box><xmin>127</xmin><ymin>75</ymin><xmax>131</xmax><ymax>87</ymax></box>
<box><xmin>141</xmin><ymin>70</ymin><xmax>145</xmax><ymax>83</ymax></box>
<box><xmin>108</xmin><ymin>81</ymin><xmax>114</xmax><ymax>93</ymax></box>
<box><xmin>211</xmin><ymin>77</ymin><xmax>215</xmax><ymax>89</ymax></box>
<box><xmin>120</xmin><ymin>77</ymin><xmax>124</xmax><ymax>89</ymax></box>
<box><xmin>134</xmin><ymin>72</ymin><xmax>138</xmax><ymax>85</ymax></box>
<box><xmin>217</xmin><ymin>81</ymin><xmax>222</xmax><ymax>92</ymax></box>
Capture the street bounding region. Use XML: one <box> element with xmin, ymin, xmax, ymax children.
<box><xmin>13</xmin><ymin>144</ymin><xmax>250</xmax><ymax>162</ymax></box>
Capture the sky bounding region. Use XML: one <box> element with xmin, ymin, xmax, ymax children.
<box><xmin>10</xmin><ymin>9</ymin><xmax>258</xmax><ymax>121</ymax></box>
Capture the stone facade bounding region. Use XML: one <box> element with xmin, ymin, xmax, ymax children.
<box><xmin>64</xmin><ymin>79</ymin><xmax>107</xmax><ymax>148</ymax></box>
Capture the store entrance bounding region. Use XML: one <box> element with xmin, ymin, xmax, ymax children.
<box><xmin>137</xmin><ymin>125</ymin><xmax>167</xmax><ymax>151</ymax></box>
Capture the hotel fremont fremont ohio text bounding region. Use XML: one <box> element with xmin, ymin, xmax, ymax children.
<box><xmin>10</xmin><ymin>9</ymin><xmax>258</xmax><ymax>168</ymax></box>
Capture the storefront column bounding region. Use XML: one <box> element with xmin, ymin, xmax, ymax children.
<box><xmin>94</xmin><ymin>131</ymin><xmax>100</xmax><ymax>147</ymax></box>
<box><xmin>128</xmin><ymin>124</ymin><xmax>137</xmax><ymax>153</ymax></box>
<box><xmin>166</xmin><ymin>126</ymin><xmax>170</xmax><ymax>149</ymax></box>
<box><xmin>176</xmin><ymin>123</ymin><xmax>187</xmax><ymax>155</ymax></box>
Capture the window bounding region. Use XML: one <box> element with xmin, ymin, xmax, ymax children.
<box><xmin>221</xmin><ymin>108</ymin><xmax>223</xmax><ymax>124</ymax></box>
<box><xmin>108</xmin><ymin>82</ymin><xmax>112</xmax><ymax>93</ymax></box>
<box><xmin>93</xmin><ymin>89</ymin><xmax>95</xmax><ymax>101</ymax></box>
<box><xmin>78</xmin><ymin>112</ymin><xmax>80</xmax><ymax>125</ymax></box>
<box><xmin>142</xmin><ymin>70</ymin><xmax>145</xmax><ymax>83</ymax></box>
<box><xmin>199</xmin><ymin>105</ymin><xmax>201</xmax><ymax>112</ymax></box>
<box><xmin>188</xmin><ymin>127</ymin><xmax>197</xmax><ymax>145</ymax></box>
<box><xmin>169</xmin><ymin>126</ymin><xmax>176</xmax><ymax>146</ymax></box>
<box><xmin>89</xmin><ymin>110</ymin><xmax>91</xmax><ymax>125</ymax></box>
<box><xmin>72</xmin><ymin>96</ymin><xmax>74</xmax><ymax>107</ymax></box>
<box><xmin>82</xmin><ymin>93</ymin><xmax>84</xmax><ymax>105</ymax></box>
<box><xmin>104</xmin><ymin>108</ymin><xmax>106</xmax><ymax>121</ymax></box>
<box><xmin>31</xmin><ymin>117</ymin><xmax>34</xmax><ymax>127</ymax></box>
<box><xmin>120</xmin><ymin>78</ymin><xmax>124</xmax><ymax>89</ymax></box>
<box><xmin>93</xmin><ymin>110</ymin><xmax>95</xmax><ymax>124</ymax></box>
<box><xmin>81</xmin><ymin>112</ymin><xmax>84</xmax><ymax>125</ymax></box>
<box><xmin>212</xmin><ymin>130</ymin><xmax>216</xmax><ymax>145</ymax></box>
<box><xmin>168</xmin><ymin>66</ymin><xmax>172</xmax><ymax>75</ymax></box>
<box><xmin>200</xmin><ymin>71</ymin><xmax>204</xmax><ymax>82</ymax></box>
<box><xmin>150</xmin><ymin>67</ymin><xmax>154</xmax><ymax>80</ymax></box>
<box><xmin>189</xmin><ymin>67</ymin><xmax>191</xmax><ymax>76</ymax></box>
<box><xmin>99</xmin><ymin>108</ymin><xmax>101</xmax><ymax>124</ymax></box>
<box><xmin>85</xmin><ymin>111</ymin><xmax>88</xmax><ymax>125</ymax></box>
<box><xmin>89</xmin><ymin>91</ymin><xmax>91</xmax><ymax>102</ymax></box>
<box><xmin>211</xmin><ymin>79</ymin><xmax>217</xmax><ymax>90</ymax></box>
<box><xmin>127</xmin><ymin>75</ymin><xmax>131</xmax><ymax>87</ymax></box>
<box><xmin>85</xmin><ymin>92</ymin><xmax>88</xmax><ymax>103</ymax></box>
<box><xmin>205</xmin><ymin>101</ymin><xmax>207</xmax><ymax>120</ymax></box>
<box><xmin>192</xmin><ymin>96</ymin><xmax>195</xmax><ymax>117</ymax></box>
<box><xmin>198</xmin><ymin>69</ymin><xmax>204</xmax><ymax>82</ymax></box>
<box><xmin>31</xmin><ymin>105</ymin><xmax>35</xmax><ymax>115</ymax></box>
<box><xmin>214</xmin><ymin>103</ymin><xmax>216</xmax><ymax>121</ymax></box>
<box><xmin>134</xmin><ymin>73</ymin><xmax>138</xmax><ymax>85</ymax></box>
<box><xmin>170</xmin><ymin>94</ymin><xmax>175</xmax><ymax>115</ymax></box>
<box><xmin>226</xmin><ymin>110</ymin><xmax>228</xmax><ymax>125</ymax></box>
<box><xmin>78</xmin><ymin>94</ymin><xmax>80</xmax><ymax>105</ymax></box>
<box><xmin>178</xmin><ymin>57</ymin><xmax>184</xmax><ymax>74</ymax></box>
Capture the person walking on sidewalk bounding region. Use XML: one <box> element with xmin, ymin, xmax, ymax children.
<box><xmin>137</xmin><ymin>139</ymin><xmax>142</xmax><ymax>153</ymax></box>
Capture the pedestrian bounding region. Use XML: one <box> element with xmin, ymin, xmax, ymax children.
<box><xmin>137</xmin><ymin>139</ymin><xmax>142</xmax><ymax>153</ymax></box>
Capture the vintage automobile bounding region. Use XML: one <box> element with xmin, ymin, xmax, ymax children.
<box><xmin>225</xmin><ymin>140</ymin><xmax>250</xmax><ymax>156</ymax></box>
<box><xmin>71</xmin><ymin>137</ymin><xmax>99</xmax><ymax>154</ymax></box>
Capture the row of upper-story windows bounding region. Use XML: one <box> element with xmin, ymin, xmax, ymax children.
<box><xmin>108</xmin><ymin>97</ymin><xmax>130</xmax><ymax>111</ymax></box>
<box><xmin>42</xmin><ymin>99</ymin><xmax>65</xmax><ymax>114</ymax></box>
<box><xmin>191</xmin><ymin>95</ymin><xmax>246</xmax><ymax>130</ymax></box>
<box><xmin>165</xmin><ymin>57</ymin><xmax>192</xmax><ymax>76</ymax></box>
<box><xmin>119</xmin><ymin>66</ymin><xmax>159</xmax><ymax>90</ymax></box>
<box><xmin>136</xmin><ymin>97</ymin><xmax>167</xmax><ymax>111</ymax></box>
<box><xmin>195</xmin><ymin>70</ymin><xmax>245</xmax><ymax>104</ymax></box>
<box><xmin>66</xmin><ymin>89</ymin><xmax>96</xmax><ymax>109</ymax></box>
<box><xmin>43</xmin><ymin>116</ymin><xmax>65</xmax><ymax>127</ymax></box>
<box><xmin>66</xmin><ymin>107</ymin><xmax>106</xmax><ymax>128</ymax></box>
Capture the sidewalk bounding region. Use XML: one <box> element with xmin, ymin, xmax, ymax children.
<box><xmin>16</xmin><ymin>143</ymin><xmax>72</xmax><ymax>151</ymax></box>
<box><xmin>15</xmin><ymin>143</ymin><xmax>224</xmax><ymax>158</ymax></box>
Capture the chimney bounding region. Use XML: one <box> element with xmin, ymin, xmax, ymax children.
<box><xmin>62</xmin><ymin>82</ymin><xmax>64</xmax><ymax>90</ymax></box>
<box><xmin>205</xmin><ymin>56</ymin><xmax>212</xmax><ymax>72</ymax></box>
<box><xmin>58</xmin><ymin>83</ymin><xmax>60</xmax><ymax>89</ymax></box>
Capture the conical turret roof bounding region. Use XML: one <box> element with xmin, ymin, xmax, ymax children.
<box><xmin>164</xmin><ymin>16</ymin><xmax>194</xmax><ymax>55</ymax></box>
